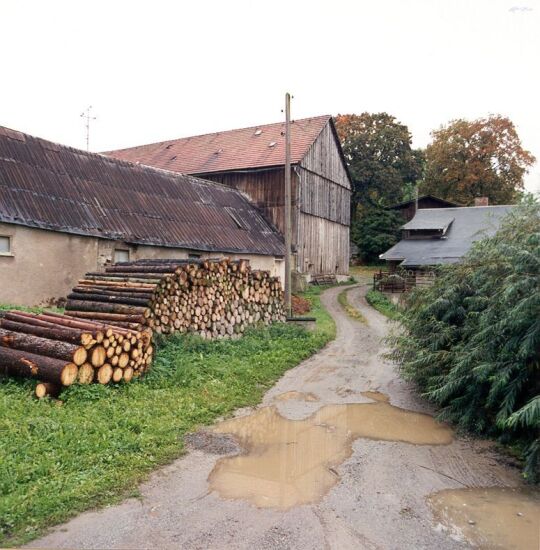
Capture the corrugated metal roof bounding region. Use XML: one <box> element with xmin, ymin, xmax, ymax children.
<box><xmin>381</xmin><ymin>206</ymin><xmax>514</xmax><ymax>266</ymax></box>
<box><xmin>104</xmin><ymin>115</ymin><xmax>332</xmax><ymax>174</ymax></box>
<box><xmin>0</xmin><ymin>126</ymin><xmax>285</xmax><ymax>256</ymax></box>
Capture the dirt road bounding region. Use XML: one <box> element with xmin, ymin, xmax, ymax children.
<box><xmin>30</xmin><ymin>284</ymin><xmax>525</xmax><ymax>550</ymax></box>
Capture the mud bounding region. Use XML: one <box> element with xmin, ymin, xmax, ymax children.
<box><xmin>274</xmin><ymin>391</ymin><xmax>320</xmax><ymax>402</ymax></box>
<box><xmin>428</xmin><ymin>487</ymin><xmax>540</xmax><ymax>550</ymax></box>
<box><xmin>209</xmin><ymin>393</ymin><xmax>453</xmax><ymax>509</ymax></box>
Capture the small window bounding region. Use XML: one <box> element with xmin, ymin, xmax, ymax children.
<box><xmin>188</xmin><ymin>253</ymin><xmax>201</xmax><ymax>259</ymax></box>
<box><xmin>0</xmin><ymin>236</ymin><xmax>11</xmax><ymax>255</ymax></box>
<box><xmin>114</xmin><ymin>249</ymin><xmax>130</xmax><ymax>264</ymax></box>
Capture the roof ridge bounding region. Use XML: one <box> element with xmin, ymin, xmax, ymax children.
<box><xmin>103</xmin><ymin>114</ymin><xmax>332</xmax><ymax>154</ymax></box>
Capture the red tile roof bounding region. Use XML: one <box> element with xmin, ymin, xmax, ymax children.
<box><xmin>104</xmin><ymin>115</ymin><xmax>332</xmax><ymax>175</ymax></box>
<box><xmin>0</xmin><ymin>126</ymin><xmax>284</xmax><ymax>256</ymax></box>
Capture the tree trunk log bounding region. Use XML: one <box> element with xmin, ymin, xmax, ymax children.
<box><xmin>65</xmin><ymin>300</ymin><xmax>148</xmax><ymax>315</ymax></box>
<box><xmin>35</xmin><ymin>382</ymin><xmax>61</xmax><ymax>399</ymax></box>
<box><xmin>67</xmin><ymin>292</ymin><xmax>150</xmax><ymax>306</ymax></box>
<box><xmin>0</xmin><ymin>328</ymin><xmax>87</xmax><ymax>365</ymax></box>
<box><xmin>0</xmin><ymin>319</ymin><xmax>91</xmax><ymax>345</ymax></box>
<box><xmin>0</xmin><ymin>347</ymin><xmax>78</xmax><ymax>385</ymax></box>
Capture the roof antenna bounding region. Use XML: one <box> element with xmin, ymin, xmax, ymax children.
<box><xmin>80</xmin><ymin>106</ymin><xmax>96</xmax><ymax>152</ymax></box>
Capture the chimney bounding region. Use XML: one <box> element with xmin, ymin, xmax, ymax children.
<box><xmin>474</xmin><ymin>197</ymin><xmax>489</xmax><ymax>207</ymax></box>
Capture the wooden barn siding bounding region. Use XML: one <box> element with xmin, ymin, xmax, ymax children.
<box><xmin>297</xmin><ymin>213</ymin><xmax>350</xmax><ymax>275</ymax></box>
<box><xmin>199</xmin><ymin>169</ymin><xmax>298</xmax><ymax>240</ymax></box>
<box><xmin>298</xmin><ymin>168</ymin><xmax>350</xmax><ymax>225</ymax></box>
<box><xmin>300</xmin><ymin>121</ymin><xmax>351</xmax><ymax>190</ymax></box>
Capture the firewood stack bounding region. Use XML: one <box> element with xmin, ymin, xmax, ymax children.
<box><xmin>66</xmin><ymin>258</ymin><xmax>285</xmax><ymax>339</ymax></box>
<box><xmin>0</xmin><ymin>311</ymin><xmax>153</xmax><ymax>396</ymax></box>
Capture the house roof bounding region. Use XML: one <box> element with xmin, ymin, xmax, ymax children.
<box><xmin>402</xmin><ymin>212</ymin><xmax>455</xmax><ymax>231</ymax></box>
<box><xmin>386</xmin><ymin>195</ymin><xmax>460</xmax><ymax>210</ymax></box>
<box><xmin>0</xmin><ymin>125</ymin><xmax>285</xmax><ymax>256</ymax></box>
<box><xmin>381</xmin><ymin>205</ymin><xmax>513</xmax><ymax>266</ymax></box>
<box><xmin>104</xmin><ymin>115</ymin><xmax>333</xmax><ymax>175</ymax></box>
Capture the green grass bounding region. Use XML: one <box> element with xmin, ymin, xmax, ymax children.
<box><xmin>365</xmin><ymin>289</ymin><xmax>401</xmax><ymax>319</ymax></box>
<box><xmin>337</xmin><ymin>288</ymin><xmax>366</xmax><ymax>323</ymax></box>
<box><xmin>0</xmin><ymin>290</ymin><xmax>334</xmax><ymax>546</ymax></box>
<box><xmin>0</xmin><ymin>304</ymin><xmax>64</xmax><ymax>314</ymax></box>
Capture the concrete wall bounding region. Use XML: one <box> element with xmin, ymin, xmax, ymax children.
<box><xmin>0</xmin><ymin>223</ymin><xmax>285</xmax><ymax>307</ymax></box>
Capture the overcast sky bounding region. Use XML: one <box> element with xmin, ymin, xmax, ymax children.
<box><xmin>2</xmin><ymin>0</ymin><xmax>539</xmax><ymax>192</ymax></box>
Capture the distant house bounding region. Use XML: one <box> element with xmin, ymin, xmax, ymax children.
<box><xmin>380</xmin><ymin>205</ymin><xmax>513</xmax><ymax>269</ymax></box>
<box><xmin>105</xmin><ymin>116</ymin><xmax>352</xmax><ymax>277</ymax></box>
<box><xmin>387</xmin><ymin>195</ymin><xmax>459</xmax><ymax>222</ymax></box>
<box><xmin>0</xmin><ymin>126</ymin><xmax>284</xmax><ymax>306</ymax></box>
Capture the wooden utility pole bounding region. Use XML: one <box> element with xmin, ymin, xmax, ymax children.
<box><xmin>284</xmin><ymin>93</ymin><xmax>292</xmax><ymax>317</ymax></box>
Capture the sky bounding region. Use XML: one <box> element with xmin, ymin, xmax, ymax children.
<box><xmin>1</xmin><ymin>0</ymin><xmax>539</xmax><ymax>193</ymax></box>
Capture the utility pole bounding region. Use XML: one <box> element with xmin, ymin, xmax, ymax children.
<box><xmin>80</xmin><ymin>106</ymin><xmax>96</xmax><ymax>152</ymax></box>
<box><xmin>284</xmin><ymin>93</ymin><xmax>292</xmax><ymax>317</ymax></box>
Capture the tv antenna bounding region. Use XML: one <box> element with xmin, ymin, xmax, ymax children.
<box><xmin>80</xmin><ymin>106</ymin><xmax>96</xmax><ymax>151</ymax></box>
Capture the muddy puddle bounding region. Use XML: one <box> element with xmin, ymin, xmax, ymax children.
<box><xmin>274</xmin><ymin>391</ymin><xmax>319</xmax><ymax>402</ymax></box>
<box><xmin>209</xmin><ymin>393</ymin><xmax>453</xmax><ymax>509</ymax></box>
<box><xmin>429</xmin><ymin>487</ymin><xmax>540</xmax><ymax>550</ymax></box>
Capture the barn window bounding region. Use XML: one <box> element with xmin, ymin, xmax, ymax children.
<box><xmin>114</xmin><ymin>249</ymin><xmax>130</xmax><ymax>264</ymax></box>
<box><xmin>0</xmin><ymin>236</ymin><xmax>12</xmax><ymax>255</ymax></box>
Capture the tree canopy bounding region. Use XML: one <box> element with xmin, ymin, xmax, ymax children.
<box><xmin>334</xmin><ymin>113</ymin><xmax>423</xmax><ymax>212</ymax></box>
<box><xmin>388</xmin><ymin>199</ymin><xmax>540</xmax><ymax>481</ymax></box>
<box><xmin>421</xmin><ymin>115</ymin><xmax>535</xmax><ymax>205</ymax></box>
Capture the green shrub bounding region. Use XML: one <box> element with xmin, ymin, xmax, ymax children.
<box><xmin>387</xmin><ymin>200</ymin><xmax>540</xmax><ymax>481</ymax></box>
<box><xmin>366</xmin><ymin>289</ymin><xmax>400</xmax><ymax>319</ymax></box>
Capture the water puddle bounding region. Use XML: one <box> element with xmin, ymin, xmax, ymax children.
<box><xmin>209</xmin><ymin>393</ymin><xmax>453</xmax><ymax>509</ymax></box>
<box><xmin>274</xmin><ymin>391</ymin><xmax>319</xmax><ymax>402</ymax></box>
<box><xmin>428</xmin><ymin>487</ymin><xmax>540</xmax><ymax>550</ymax></box>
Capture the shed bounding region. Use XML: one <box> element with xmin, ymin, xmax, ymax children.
<box><xmin>386</xmin><ymin>195</ymin><xmax>460</xmax><ymax>222</ymax></box>
<box><xmin>105</xmin><ymin>115</ymin><xmax>352</xmax><ymax>276</ymax></box>
<box><xmin>0</xmin><ymin>125</ymin><xmax>284</xmax><ymax>306</ymax></box>
<box><xmin>380</xmin><ymin>205</ymin><xmax>513</xmax><ymax>268</ymax></box>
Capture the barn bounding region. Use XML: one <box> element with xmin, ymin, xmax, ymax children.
<box><xmin>0</xmin><ymin>126</ymin><xmax>285</xmax><ymax>306</ymax></box>
<box><xmin>105</xmin><ymin>115</ymin><xmax>352</xmax><ymax>277</ymax></box>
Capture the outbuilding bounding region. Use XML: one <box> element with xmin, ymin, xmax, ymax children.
<box><xmin>0</xmin><ymin>126</ymin><xmax>285</xmax><ymax>306</ymax></box>
<box><xmin>106</xmin><ymin>115</ymin><xmax>352</xmax><ymax>277</ymax></box>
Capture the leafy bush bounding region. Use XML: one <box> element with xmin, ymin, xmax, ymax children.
<box><xmin>387</xmin><ymin>200</ymin><xmax>540</xmax><ymax>481</ymax></box>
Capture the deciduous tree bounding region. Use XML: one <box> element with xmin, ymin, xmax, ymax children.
<box><xmin>335</xmin><ymin>113</ymin><xmax>423</xmax><ymax>214</ymax></box>
<box><xmin>421</xmin><ymin>116</ymin><xmax>535</xmax><ymax>205</ymax></box>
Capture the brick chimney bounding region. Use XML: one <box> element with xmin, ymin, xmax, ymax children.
<box><xmin>474</xmin><ymin>197</ymin><xmax>489</xmax><ymax>207</ymax></box>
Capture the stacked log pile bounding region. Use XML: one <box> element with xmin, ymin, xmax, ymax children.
<box><xmin>0</xmin><ymin>311</ymin><xmax>153</xmax><ymax>396</ymax></box>
<box><xmin>66</xmin><ymin>258</ymin><xmax>285</xmax><ymax>339</ymax></box>
<box><xmin>0</xmin><ymin>258</ymin><xmax>283</xmax><ymax>397</ymax></box>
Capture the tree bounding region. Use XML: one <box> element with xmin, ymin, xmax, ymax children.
<box><xmin>334</xmin><ymin>113</ymin><xmax>424</xmax><ymax>214</ymax></box>
<box><xmin>352</xmin><ymin>206</ymin><xmax>402</xmax><ymax>264</ymax></box>
<box><xmin>421</xmin><ymin>115</ymin><xmax>535</xmax><ymax>205</ymax></box>
<box><xmin>388</xmin><ymin>199</ymin><xmax>540</xmax><ymax>481</ymax></box>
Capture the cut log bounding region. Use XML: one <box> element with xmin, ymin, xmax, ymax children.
<box><xmin>77</xmin><ymin>363</ymin><xmax>95</xmax><ymax>384</ymax></box>
<box><xmin>67</xmin><ymin>292</ymin><xmax>150</xmax><ymax>306</ymax></box>
<box><xmin>0</xmin><ymin>328</ymin><xmax>87</xmax><ymax>365</ymax></box>
<box><xmin>0</xmin><ymin>319</ymin><xmax>92</xmax><ymax>346</ymax></box>
<box><xmin>96</xmin><ymin>363</ymin><xmax>113</xmax><ymax>384</ymax></box>
<box><xmin>112</xmin><ymin>367</ymin><xmax>123</xmax><ymax>383</ymax></box>
<box><xmin>0</xmin><ymin>347</ymin><xmax>78</xmax><ymax>385</ymax></box>
<box><xmin>90</xmin><ymin>346</ymin><xmax>106</xmax><ymax>368</ymax></box>
<box><xmin>63</xmin><ymin>311</ymin><xmax>146</xmax><ymax>323</ymax></box>
<box><xmin>65</xmin><ymin>300</ymin><xmax>148</xmax><ymax>316</ymax></box>
<box><xmin>35</xmin><ymin>382</ymin><xmax>61</xmax><ymax>399</ymax></box>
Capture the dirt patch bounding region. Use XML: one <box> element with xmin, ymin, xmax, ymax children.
<box><xmin>292</xmin><ymin>295</ymin><xmax>311</xmax><ymax>315</ymax></box>
<box><xmin>428</xmin><ymin>487</ymin><xmax>540</xmax><ymax>550</ymax></box>
<box><xmin>185</xmin><ymin>431</ymin><xmax>241</xmax><ymax>455</ymax></box>
<box><xmin>274</xmin><ymin>391</ymin><xmax>319</xmax><ymax>402</ymax></box>
<box><xmin>209</xmin><ymin>395</ymin><xmax>453</xmax><ymax>509</ymax></box>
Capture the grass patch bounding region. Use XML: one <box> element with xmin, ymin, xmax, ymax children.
<box><xmin>365</xmin><ymin>289</ymin><xmax>400</xmax><ymax>319</ymax></box>
<box><xmin>0</xmin><ymin>289</ymin><xmax>334</xmax><ymax>546</ymax></box>
<box><xmin>0</xmin><ymin>304</ymin><xmax>64</xmax><ymax>314</ymax></box>
<box><xmin>337</xmin><ymin>288</ymin><xmax>366</xmax><ymax>323</ymax></box>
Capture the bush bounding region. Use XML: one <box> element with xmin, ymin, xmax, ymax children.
<box><xmin>387</xmin><ymin>200</ymin><xmax>540</xmax><ymax>481</ymax></box>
